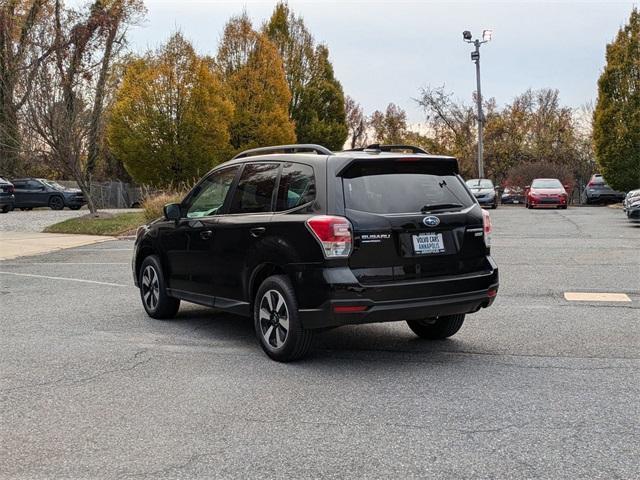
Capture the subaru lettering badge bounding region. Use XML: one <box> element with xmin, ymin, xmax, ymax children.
<box><xmin>423</xmin><ymin>216</ymin><xmax>440</xmax><ymax>227</ymax></box>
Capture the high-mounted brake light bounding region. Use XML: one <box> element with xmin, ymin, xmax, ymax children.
<box><xmin>306</xmin><ymin>215</ymin><xmax>353</xmax><ymax>258</ymax></box>
<box><xmin>482</xmin><ymin>209</ymin><xmax>492</xmax><ymax>248</ymax></box>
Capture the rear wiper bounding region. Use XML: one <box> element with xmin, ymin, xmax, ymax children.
<box><xmin>420</xmin><ymin>203</ymin><xmax>463</xmax><ymax>212</ymax></box>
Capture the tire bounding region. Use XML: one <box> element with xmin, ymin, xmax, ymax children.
<box><xmin>407</xmin><ymin>314</ymin><xmax>465</xmax><ymax>340</ymax></box>
<box><xmin>69</xmin><ymin>205</ymin><xmax>81</xmax><ymax>210</ymax></box>
<box><xmin>21</xmin><ymin>207</ymin><xmax>33</xmax><ymax>211</ymax></box>
<box><xmin>254</xmin><ymin>275</ymin><xmax>313</xmax><ymax>362</ymax></box>
<box><xmin>138</xmin><ymin>255</ymin><xmax>180</xmax><ymax>319</ymax></box>
<box><xmin>1</xmin><ymin>205</ymin><xmax>10</xmax><ymax>213</ymax></box>
<box><xmin>560</xmin><ymin>205</ymin><xmax>568</xmax><ymax>210</ymax></box>
<box><xmin>49</xmin><ymin>196</ymin><xmax>64</xmax><ymax>210</ymax></box>
<box><xmin>492</xmin><ymin>203</ymin><xmax>498</xmax><ymax>209</ymax></box>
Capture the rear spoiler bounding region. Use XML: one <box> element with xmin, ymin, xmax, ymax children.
<box><xmin>337</xmin><ymin>155</ymin><xmax>459</xmax><ymax>178</ymax></box>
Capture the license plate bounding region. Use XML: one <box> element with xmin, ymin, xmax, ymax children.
<box><xmin>513</xmin><ymin>200</ymin><xmax>519</xmax><ymax>204</ymax></box>
<box><xmin>412</xmin><ymin>233</ymin><xmax>445</xmax><ymax>255</ymax></box>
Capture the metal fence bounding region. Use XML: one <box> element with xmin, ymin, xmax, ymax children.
<box><xmin>58</xmin><ymin>180</ymin><xmax>143</xmax><ymax>209</ymax></box>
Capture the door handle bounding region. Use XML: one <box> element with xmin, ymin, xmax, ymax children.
<box><xmin>200</xmin><ymin>230</ymin><xmax>213</xmax><ymax>240</ymax></box>
<box><xmin>250</xmin><ymin>227</ymin><xmax>266</xmax><ymax>238</ymax></box>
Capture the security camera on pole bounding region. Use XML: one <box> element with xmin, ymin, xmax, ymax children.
<box><xmin>463</xmin><ymin>29</ymin><xmax>492</xmax><ymax>179</ymax></box>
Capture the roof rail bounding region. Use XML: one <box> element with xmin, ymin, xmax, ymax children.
<box><xmin>232</xmin><ymin>144</ymin><xmax>332</xmax><ymax>160</ymax></box>
<box><xmin>345</xmin><ymin>144</ymin><xmax>429</xmax><ymax>154</ymax></box>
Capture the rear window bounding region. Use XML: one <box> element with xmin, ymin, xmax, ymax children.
<box><xmin>343</xmin><ymin>167</ymin><xmax>473</xmax><ymax>214</ymax></box>
<box><xmin>532</xmin><ymin>179</ymin><xmax>562</xmax><ymax>188</ymax></box>
<box><xmin>466</xmin><ymin>179</ymin><xmax>494</xmax><ymax>189</ymax></box>
<box><xmin>228</xmin><ymin>163</ymin><xmax>279</xmax><ymax>214</ymax></box>
<box><xmin>276</xmin><ymin>162</ymin><xmax>315</xmax><ymax>211</ymax></box>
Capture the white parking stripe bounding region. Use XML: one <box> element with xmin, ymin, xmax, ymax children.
<box><xmin>564</xmin><ymin>292</ymin><xmax>631</xmax><ymax>302</ymax></box>
<box><xmin>0</xmin><ymin>262</ymin><xmax>129</xmax><ymax>265</ymax></box>
<box><xmin>0</xmin><ymin>271</ymin><xmax>128</xmax><ymax>288</ymax></box>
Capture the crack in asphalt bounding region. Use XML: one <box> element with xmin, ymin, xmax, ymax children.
<box><xmin>1</xmin><ymin>349</ymin><xmax>150</xmax><ymax>394</ymax></box>
<box><xmin>118</xmin><ymin>451</ymin><xmax>221</xmax><ymax>479</ymax></box>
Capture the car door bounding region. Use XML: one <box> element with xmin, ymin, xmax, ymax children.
<box><xmin>27</xmin><ymin>180</ymin><xmax>48</xmax><ymax>207</ymax></box>
<box><xmin>211</xmin><ymin>162</ymin><xmax>280</xmax><ymax>308</ymax></box>
<box><xmin>161</xmin><ymin>166</ymin><xmax>240</xmax><ymax>299</ymax></box>
<box><xmin>12</xmin><ymin>181</ymin><xmax>27</xmax><ymax>207</ymax></box>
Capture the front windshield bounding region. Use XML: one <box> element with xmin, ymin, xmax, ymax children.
<box><xmin>40</xmin><ymin>179</ymin><xmax>66</xmax><ymax>190</ymax></box>
<box><xmin>532</xmin><ymin>179</ymin><xmax>562</xmax><ymax>189</ymax></box>
<box><xmin>466</xmin><ymin>179</ymin><xmax>494</xmax><ymax>189</ymax></box>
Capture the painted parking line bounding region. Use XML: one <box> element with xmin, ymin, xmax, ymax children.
<box><xmin>0</xmin><ymin>271</ymin><xmax>128</xmax><ymax>288</ymax></box>
<box><xmin>564</xmin><ymin>292</ymin><xmax>632</xmax><ymax>302</ymax></box>
<box><xmin>0</xmin><ymin>262</ymin><xmax>128</xmax><ymax>266</ymax></box>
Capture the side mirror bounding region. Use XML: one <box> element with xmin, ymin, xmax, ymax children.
<box><xmin>163</xmin><ymin>203</ymin><xmax>181</xmax><ymax>221</ymax></box>
<box><xmin>563</xmin><ymin>185</ymin><xmax>570</xmax><ymax>190</ymax></box>
<box><xmin>39</xmin><ymin>186</ymin><xmax>45</xmax><ymax>191</ymax></box>
<box><xmin>525</xmin><ymin>185</ymin><xmax>530</xmax><ymax>190</ymax></box>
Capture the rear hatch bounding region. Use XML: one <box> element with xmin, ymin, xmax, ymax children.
<box><xmin>340</xmin><ymin>158</ymin><xmax>489</xmax><ymax>284</ymax></box>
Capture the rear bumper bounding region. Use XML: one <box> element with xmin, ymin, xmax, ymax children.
<box><xmin>291</xmin><ymin>258</ymin><xmax>499</xmax><ymax>329</ymax></box>
<box><xmin>0</xmin><ymin>195</ymin><xmax>14</xmax><ymax>207</ymax></box>
<box><xmin>475</xmin><ymin>197</ymin><xmax>496</xmax><ymax>205</ymax></box>
<box><xmin>627</xmin><ymin>206</ymin><xmax>640</xmax><ymax>220</ymax></box>
<box><xmin>64</xmin><ymin>196</ymin><xmax>86</xmax><ymax>207</ymax></box>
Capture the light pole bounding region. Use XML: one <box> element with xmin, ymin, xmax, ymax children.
<box><xmin>463</xmin><ymin>29</ymin><xmax>492</xmax><ymax>179</ymax></box>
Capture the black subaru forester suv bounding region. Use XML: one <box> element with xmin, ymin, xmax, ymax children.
<box><xmin>133</xmin><ymin>144</ymin><xmax>499</xmax><ymax>361</ymax></box>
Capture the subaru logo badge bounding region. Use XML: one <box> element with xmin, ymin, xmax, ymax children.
<box><xmin>423</xmin><ymin>216</ymin><xmax>440</xmax><ymax>227</ymax></box>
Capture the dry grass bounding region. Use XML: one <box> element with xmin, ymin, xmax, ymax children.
<box><xmin>141</xmin><ymin>190</ymin><xmax>188</xmax><ymax>222</ymax></box>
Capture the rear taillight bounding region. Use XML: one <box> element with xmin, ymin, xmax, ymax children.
<box><xmin>482</xmin><ymin>209</ymin><xmax>492</xmax><ymax>247</ymax></box>
<box><xmin>587</xmin><ymin>181</ymin><xmax>595</xmax><ymax>187</ymax></box>
<box><xmin>306</xmin><ymin>215</ymin><xmax>352</xmax><ymax>258</ymax></box>
<box><xmin>8</xmin><ymin>185</ymin><xmax>14</xmax><ymax>193</ymax></box>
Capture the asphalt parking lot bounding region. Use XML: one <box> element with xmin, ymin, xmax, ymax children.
<box><xmin>1</xmin><ymin>206</ymin><xmax>638</xmax><ymax>479</ymax></box>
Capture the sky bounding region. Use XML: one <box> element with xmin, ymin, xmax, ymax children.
<box><xmin>96</xmin><ymin>0</ymin><xmax>635</xmax><ymax>124</ymax></box>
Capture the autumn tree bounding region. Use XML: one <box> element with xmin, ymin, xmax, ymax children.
<box><xmin>345</xmin><ymin>95</ymin><xmax>367</xmax><ymax>148</ymax></box>
<box><xmin>369</xmin><ymin>103</ymin><xmax>409</xmax><ymax>145</ymax></box>
<box><xmin>217</xmin><ymin>13</ymin><xmax>295</xmax><ymax>152</ymax></box>
<box><xmin>264</xmin><ymin>3</ymin><xmax>347</xmax><ymax>149</ymax></box>
<box><xmin>294</xmin><ymin>45</ymin><xmax>347</xmax><ymax>149</ymax></box>
<box><xmin>0</xmin><ymin>0</ymin><xmax>53</xmax><ymax>177</ymax></box>
<box><xmin>593</xmin><ymin>8</ymin><xmax>640</xmax><ymax>191</ymax></box>
<box><xmin>26</xmin><ymin>0</ymin><xmax>143</xmax><ymax>214</ymax></box>
<box><xmin>109</xmin><ymin>33</ymin><xmax>233</xmax><ymax>187</ymax></box>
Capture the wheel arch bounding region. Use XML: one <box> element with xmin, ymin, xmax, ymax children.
<box><xmin>248</xmin><ymin>262</ymin><xmax>287</xmax><ymax>307</ymax></box>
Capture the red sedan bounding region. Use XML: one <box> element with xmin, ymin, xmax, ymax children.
<box><xmin>525</xmin><ymin>178</ymin><xmax>568</xmax><ymax>209</ymax></box>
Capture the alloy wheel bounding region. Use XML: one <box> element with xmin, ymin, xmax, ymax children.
<box><xmin>259</xmin><ymin>290</ymin><xmax>290</xmax><ymax>349</ymax></box>
<box><xmin>141</xmin><ymin>265</ymin><xmax>160</xmax><ymax>311</ymax></box>
<box><xmin>50</xmin><ymin>196</ymin><xmax>64</xmax><ymax>210</ymax></box>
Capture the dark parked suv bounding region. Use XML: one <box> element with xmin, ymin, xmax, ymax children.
<box><xmin>0</xmin><ymin>177</ymin><xmax>15</xmax><ymax>213</ymax></box>
<box><xmin>12</xmin><ymin>178</ymin><xmax>86</xmax><ymax>210</ymax></box>
<box><xmin>133</xmin><ymin>144</ymin><xmax>499</xmax><ymax>361</ymax></box>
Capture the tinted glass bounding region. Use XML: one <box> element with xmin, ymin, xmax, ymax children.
<box><xmin>186</xmin><ymin>167</ymin><xmax>238</xmax><ymax>218</ymax></box>
<box><xmin>276</xmin><ymin>163</ymin><xmax>315</xmax><ymax>211</ymax></box>
<box><xmin>344</xmin><ymin>173</ymin><xmax>473</xmax><ymax>214</ymax></box>
<box><xmin>532</xmin><ymin>179</ymin><xmax>562</xmax><ymax>189</ymax></box>
<box><xmin>27</xmin><ymin>180</ymin><xmax>43</xmax><ymax>189</ymax></box>
<box><xmin>228</xmin><ymin>163</ymin><xmax>279</xmax><ymax>214</ymax></box>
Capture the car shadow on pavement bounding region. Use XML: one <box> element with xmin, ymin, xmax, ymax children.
<box><xmin>169</xmin><ymin>305</ymin><xmax>471</xmax><ymax>363</ymax></box>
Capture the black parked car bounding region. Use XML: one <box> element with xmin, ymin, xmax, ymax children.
<box><xmin>583</xmin><ymin>174</ymin><xmax>625</xmax><ymax>204</ymax></box>
<box><xmin>12</xmin><ymin>178</ymin><xmax>86</xmax><ymax>210</ymax></box>
<box><xmin>0</xmin><ymin>177</ymin><xmax>15</xmax><ymax>213</ymax></box>
<box><xmin>133</xmin><ymin>144</ymin><xmax>499</xmax><ymax>361</ymax></box>
<box><xmin>501</xmin><ymin>186</ymin><xmax>525</xmax><ymax>205</ymax></box>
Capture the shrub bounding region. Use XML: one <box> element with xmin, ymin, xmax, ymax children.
<box><xmin>505</xmin><ymin>162</ymin><xmax>574</xmax><ymax>191</ymax></box>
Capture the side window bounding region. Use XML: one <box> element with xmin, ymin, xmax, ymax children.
<box><xmin>228</xmin><ymin>163</ymin><xmax>279</xmax><ymax>214</ymax></box>
<box><xmin>13</xmin><ymin>182</ymin><xmax>25</xmax><ymax>189</ymax></box>
<box><xmin>275</xmin><ymin>163</ymin><xmax>315</xmax><ymax>211</ymax></box>
<box><xmin>186</xmin><ymin>167</ymin><xmax>239</xmax><ymax>219</ymax></box>
<box><xmin>27</xmin><ymin>180</ymin><xmax>43</xmax><ymax>190</ymax></box>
